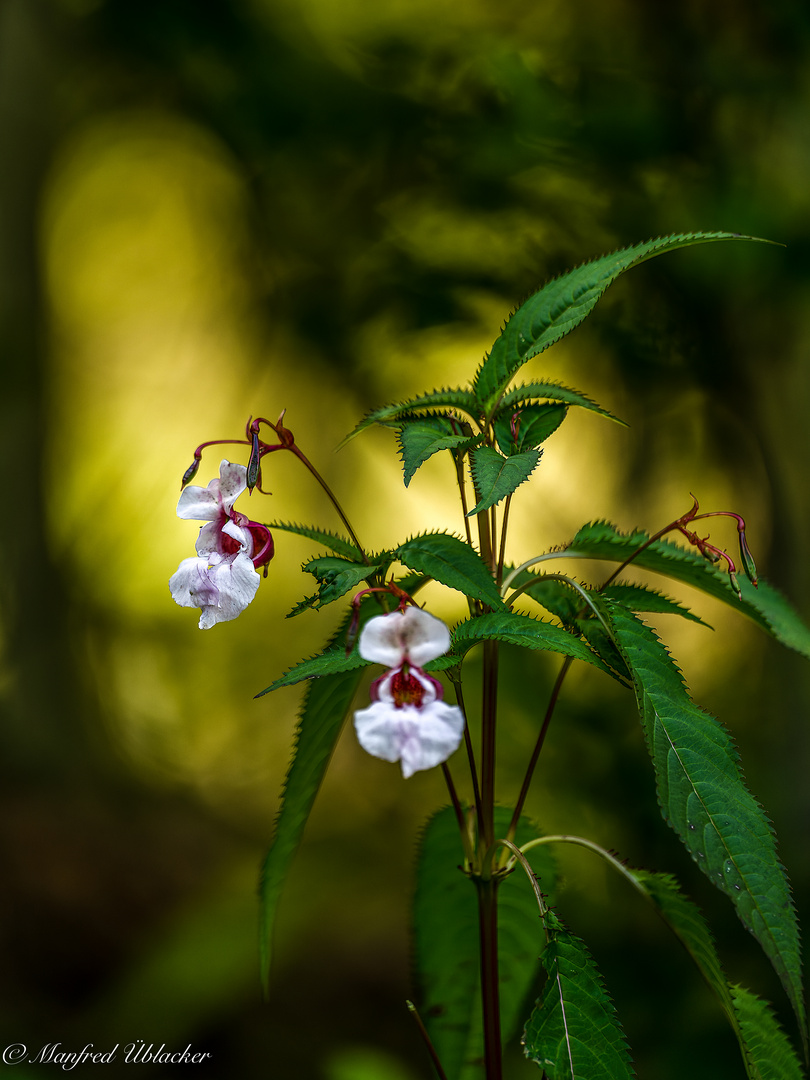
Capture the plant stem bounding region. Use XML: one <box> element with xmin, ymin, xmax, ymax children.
<box><xmin>477</xmin><ymin>876</ymin><xmax>503</xmax><ymax>1080</ymax></box>
<box><xmin>507</xmin><ymin>655</ymin><xmax>573</xmax><ymax>842</ymax></box>
<box><xmin>451</xmin><ymin>677</ymin><xmax>485</xmax><ymax>843</ymax></box>
<box><xmin>288</xmin><ymin>444</ymin><xmax>369</xmax><ymax>563</ymax></box>
<box><xmin>480</xmin><ymin>638</ymin><xmax>499</xmax><ymax>850</ymax></box>
<box><xmin>407</xmin><ymin>1000</ymin><xmax>450</xmax><ymax>1080</ymax></box>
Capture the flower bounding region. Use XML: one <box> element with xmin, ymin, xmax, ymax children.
<box><xmin>353</xmin><ymin>606</ymin><xmax>465</xmax><ymax>778</ymax></box>
<box><xmin>170</xmin><ymin>459</ymin><xmax>273</xmax><ymax>628</ymax></box>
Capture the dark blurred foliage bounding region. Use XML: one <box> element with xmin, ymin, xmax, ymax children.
<box><xmin>2</xmin><ymin>0</ymin><xmax>810</xmax><ymax>1077</ymax></box>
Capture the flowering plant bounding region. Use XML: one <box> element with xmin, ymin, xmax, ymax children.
<box><xmin>171</xmin><ymin>233</ymin><xmax>809</xmax><ymax>1079</ymax></box>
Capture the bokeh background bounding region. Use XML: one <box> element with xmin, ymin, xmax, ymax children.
<box><xmin>2</xmin><ymin>1</ymin><xmax>809</xmax><ymax>1077</ymax></box>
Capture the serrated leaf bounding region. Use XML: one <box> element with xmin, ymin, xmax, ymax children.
<box><xmin>561</xmin><ymin>520</ymin><xmax>810</xmax><ymax>659</ymax></box>
<box><xmin>302</xmin><ymin>555</ymin><xmax>383</xmax><ymax>608</ymax></box>
<box><xmin>732</xmin><ymin>985</ymin><xmax>806</xmax><ymax>1080</ymax></box>
<box><xmin>395</xmin><ymin>533</ymin><xmax>504</xmax><ymax>609</ymax></box>
<box><xmin>254</xmin><ymin>646</ymin><xmax>370</xmax><ymax>697</ymax></box>
<box><xmin>340</xmin><ymin>387</ymin><xmax>481</xmax><ymax>446</ymax></box>
<box><xmin>414</xmin><ymin>807</ymin><xmax>557</xmax><ymax>1080</ymax></box>
<box><xmin>575</xmin><ymin>620</ymin><xmax>630</xmax><ymax>682</ymax></box>
<box><xmin>474</xmin><ymin>232</ymin><xmax>773</xmax><ymax>410</ymax></box>
<box><xmin>504</xmin><ymin>570</ymin><xmax>584</xmax><ymax>625</ymax></box>
<box><xmin>452</xmin><ymin>612</ymin><xmax>615</xmax><ymax>678</ymax></box>
<box><xmin>498</xmin><ymin>381</ymin><xmax>625</xmax><ymax>425</ymax></box>
<box><xmin>523</xmin><ymin>909</ymin><xmax>635</xmax><ymax>1078</ymax></box>
<box><xmin>493</xmin><ymin>403</ymin><xmax>567</xmax><ymax>454</ymax></box>
<box><xmin>258</xmin><ymin>651</ymin><xmax>367</xmax><ymax>994</ymax></box>
<box><xmin>265</xmin><ymin>520</ymin><xmax>364</xmax><ymax>560</ymax></box>
<box><xmin>468</xmin><ymin>446</ymin><xmax>541</xmax><ymax>515</ymax></box>
<box><xmin>623</xmin><ymin>868</ymin><xmax>801</xmax><ymax>1080</ymax></box>
<box><xmin>601</xmin><ymin>583</ymin><xmax>709</xmax><ymax>626</ymax></box>
<box><xmin>607</xmin><ymin>603</ymin><xmax>806</xmax><ymax>1040</ymax></box>
<box><xmin>397</xmin><ymin>416</ymin><xmax>479</xmax><ymax>486</ymax></box>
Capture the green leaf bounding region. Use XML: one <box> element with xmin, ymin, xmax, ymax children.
<box><xmin>258</xmin><ymin>661</ymin><xmax>366</xmax><ymax>995</ymax></box>
<box><xmin>607</xmin><ymin>603</ymin><xmax>806</xmax><ymax>1040</ymax></box>
<box><xmin>600</xmin><ymin>583</ymin><xmax>709</xmax><ymax>626</ymax></box>
<box><xmin>561</xmin><ymin>520</ymin><xmax>810</xmax><ymax>659</ymax></box>
<box><xmin>452</xmin><ymin>612</ymin><xmax>615</xmax><ymax>678</ymax></box>
<box><xmin>498</xmin><ymin>380</ymin><xmax>625</xmax><ymax>425</ymax></box>
<box><xmin>468</xmin><ymin>446</ymin><xmax>542</xmax><ymax>514</ymax></box>
<box><xmin>340</xmin><ymin>386</ymin><xmax>481</xmax><ymax>445</ymax></box>
<box><xmin>731</xmin><ymin>985</ymin><xmax>806</xmax><ymax>1080</ymax></box>
<box><xmin>302</xmin><ymin>555</ymin><xmax>383</xmax><ymax>608</ymax></box>
<box><xmin>395</xmin><ymin>533</ymin><xmax>504</xmax><ymax>609</ymax></box>
<box><xmin>493</xmin><ymin>403</ymin><xmax>567</xmax><ymax>454</ymax></box>
<box><xmin>254</xmin><ymin>646</ymin><xmax>370</xmax><ymax>697</ymax></box>
<box><xmin>503</xmin><ymin>570</ymin><xmax>583</xmax><ymax>625</ymax></box>
<box><xmin>474</xmin><ymin>232</ymin><xmax>773</xmax><ymax>411</ymax></box>
<box><xmin>397</xmin><ymin>416</ymin><xmax>479</xmax><ymax>486</ymax></box>
<box><xmin>265</xmin><ymin>520</ymin><xmax>364</xmax><ymax>560</ymax></box>
<box><xmin>523</xmin><ymin>909</ymin><xmax>635</xmax><ymax>1079</ymax></box>
<box><xmin>413</xmin><ymin>807</ymin><xmax>557</xmax><ymax>1080</ymax></box>
<box><xmin>575</xmin><ymin>620</ymin><xmax>630</xmax><ymax>682</ymax></box>
<box><xmin>623</xmin><ymin>868</ymin><xmax>803</xmax><ymax>1080</ymax></box>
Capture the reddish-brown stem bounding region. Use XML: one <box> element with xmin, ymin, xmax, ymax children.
<box><xmin>441</xmin><ymin>762</ymin><xmax>466</xmax><ymax>844</ymax></box>
<box><xmin>286</xmin><ymin>443</ymin><xmax>368</xmax><ymax>563</ymax></box>
<box><xmin>451</xmin><ymin>677</ymin><xmax>485</xmax><ymax>844</ymax></box>
<box><xmin>507</xmin><ymin>655</ymin><xmax>573</xmax><ymax>842</ymax></box>
<box><xmin>477</xmin><ymin>877</ymin><xmax>503</xmax><ymax>1080</ymax></box>
<box><xmin>407</xmin><ymin>1001</ymin><xmax>450</xmax><ymax>1080</ymax></box>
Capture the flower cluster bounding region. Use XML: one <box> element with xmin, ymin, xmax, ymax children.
<box><xmin>353</xmin><ymin>606</ymin><xmax>465</xmax><ymax>778</ymax></box>
<box><xmin>169</xmin><ymin>460</ymin><xmax>274</xmax><ymax>629</ymax></box>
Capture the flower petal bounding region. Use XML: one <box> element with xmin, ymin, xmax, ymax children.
<box><xmin>353</xmin><ymin>699</ymin><xmax>465</xmax><ymax>778</ymax></box>
<box><xmin>176</xmin><ymin>460</ymin><xmax>247</xmax><ymax>521</ymax></box>
<box><xmin>196</xmin><ymin>518</ymin><xmax>254</xmax><ymax>557</ymax></box>
<box><xmin>358</xmin><ymin>606</ymin><xmax>451</xmax><ymax>668</ymax></box>
<box><xmin>169</xmin><ymin>550</ymin><xmax>260</xmax><ymax>629</ymax></box>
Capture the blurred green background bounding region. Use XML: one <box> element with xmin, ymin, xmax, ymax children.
<box><xmin>2</xmin><ymin>0</ymin><xmax>809</xmax><ymax>1077</ymax></box>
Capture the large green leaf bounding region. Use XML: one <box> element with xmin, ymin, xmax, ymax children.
<box><xmin>560</xmin><ymin>520</ymin><xmax>810</xmax><ymax>660</ymax></box>
<box><xmin>265</xmin><ymin>520</ymin><xmax>364</xmax><ymax>560</ymax></box>
<box><xmin>254</xmin><ymin>646</ymin><xmax>370</xmax><ymax>697</ymax></box>
<box><xmin>607</xmin><ymin>603</ymin><xmax>806</xmax><ymax>1040</ymax></box>
<box><xmin>395</xmin><ymin>533</ymin><xmax>504</xmax><ymax>609</ymax></box>
<box><xmin>397</xmin><ymin>416</ymin><xmax>479</xmax><ymax>486</ymax></box>
<box><xmin>474</xmin><ymin>232</ymin><xmax>771</xmax><ymax>411</ymax></box>
<box><xmin>468</xmin><ymin>446</ymin><xmax>542</xmax><ymax>514</ymax></box>
<box><xmin>302</xmin><ymin>554</ymin><xmax>384</xmax><ymax>608</ymax></box>
<box><xmin>493</xmin><ymin>403</ymin><xmax>567</xmax><ymax>454</ymax></box>
<box><xmin>452</xmin><ymin>611</ymin><xmax>614</xmax><ymax>678</ymax></box>
<box><xmin>522</xmin><ymin>909</ymin><xmax>635</xmax><ymax>1079</ymax></box>
<box><xmin>624</xmin><ymin>869</ymin><xmax>772</xmax><ymax>1080</ymax></box>
<box><xmin>498</xmin><ymin>380</ymin><xmax>625</xmax><ymax>425</ymax></box>
<box><xmin>731</xmin><ymin>985</ymin><xmax>806</xmax><ymax>1080</ymax></box>
<box><xmin>600</xmin><ymin>583</ymin><xmax>708</xmax><ymax>626</ymax></box>
<box><xmin>258</xmin><ymin>615</ymin><xmax>372</xmax><ymax>994</ymax></box>
<box><xmin>340</xmin><ymin>386</ymin><xmax>481</xmax><ymax>445</ymax></box>
<box><xmin>413</xmin><ymin>807</ymin><xmax>557</xmax><ymax>1080</ymax></box>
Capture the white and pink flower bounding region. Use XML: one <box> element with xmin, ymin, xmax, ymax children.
<box><xmin>170</xmin><ymin>459</ymin><xmax>273</xmax><ymax>629</ymax></box>
<box><xmin>353</xmin><ymin>606</ymin><xmax>465</xmax><ymax>778</ymax></box>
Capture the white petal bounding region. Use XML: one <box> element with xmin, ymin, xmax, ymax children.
<box><xmin>358</xmin><ymin>607</ymin><xmax>451</xmax><ymax>667</ymax></box>
<box><xmin>169</xmin><ymin>551</ymin><xmax>260</xmax><ymax>629</ymax></box>
<box><xmin>195</xmin><ymin>518</ymin><xmax>253</xmax><ymax>557</ymax></box>
<box><xmin>176</xmin><ymin>460</ymin><xmax>247</xmax><ymax>521</ymax></box>
<box><xmin>216</xmin><ymin>460</ymin><xmax>248</xmax><ymax>506</ymax></box>
<box><xmin>353</xmin><ymin>699</ymin><xmax>465</xmax><ymax>778</ymax></box>
<box><xmin>169</xmin><ymin>556</ymin><xmax>219</xmax><ymax>608</ymax></box>
<box><xmin>207</xmin><ymin>551</ymin><xmax>260</xmax><ymax>623</ymax></box>
<box><xmin>176</xmin><ymin>483</ymin><xmax>220</xmax><ymax>522</ymax></box>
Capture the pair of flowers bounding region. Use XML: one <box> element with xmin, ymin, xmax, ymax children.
<box><xmin>170</xmin><ymin>461</ymin><xmax>464</xmax><ymax>777</ymax></box>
